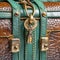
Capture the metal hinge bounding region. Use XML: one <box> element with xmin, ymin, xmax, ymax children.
<box><xmin>40</xmin><ymin>37</ymin><xmax>49</xmax><ymax>51</ymax></box>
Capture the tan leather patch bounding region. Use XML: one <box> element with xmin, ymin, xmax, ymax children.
<box><xmin>44</xmin><ymin>2</ymin><xmax>60</xmax><ymax>7</ymax></box>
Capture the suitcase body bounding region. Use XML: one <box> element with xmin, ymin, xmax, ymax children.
<box><xmin>0</xmin><ymin>0</ymin><xmax>60</xmax><ymax>60</ymax></box>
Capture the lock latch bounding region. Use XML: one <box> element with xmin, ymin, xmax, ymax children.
<box><xmin>11</xmin><ymin>38</ymin><xmax>20</xmax><ymax>53</ymax></box>
<box><xmin>40</xmin><ymin>37</ymin><xmax>49</xmax><ymax>51</ymax></box>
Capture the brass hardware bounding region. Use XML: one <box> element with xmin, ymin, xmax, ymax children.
<box><xmin>26</xmin><ymin>0</ymin><xmax>35</xmax><ymax>16</ymax></box>
<box><xmin>24</xmin><ymin>15</ymin><xmax>37</xmax><ymax>44</ymax></box>
<box><xmin>42</xmin><ymin>12</ymin><xmax>47</xmax><ymax>17</ymax></box>
<box><xmin>20</xmin><ymin>0</ymin><xmax>35</xmax><ymax>16</ymax></box>
<box><xmin>27</xmin><ymin>34</ymin><xmax>33</xmax><ymax>44</ymax></box>
<box><xmin>0</xmin><ymin>35</ymin><xmax>20</xmax><ymax>53</ymax></box>
<box><xmin>41</xmin><ymin>37</ymin><xmax>49</xmax><ymax>51</ymax></box>
<box><xmin>24</xmin><ymin>15</ymin><xmax>38</xmax><ymax>31</ymax></box>
<box><xmin>47</xmin><ymin>30</ymin><xmax>60</xmax><ymax>33</ymax></box>
<box><xmin>46</xmin><ymin>30</ymin><xmax>60</xmax><ymax>36</ymax></box>
<box><xmin>21</xmin><ymin>0</ymin><xmax>37</xmax><ymax>44</ymax></box>
<box><xmin>20</xmin><ymin>17</ymin><xmax>40</xmax><ymax>21</ymax></box>
<box><xmin>14</xmin><ymin>12</ymin><xmax>19</xmax><ymax>16</ymax></box>
<box><xmin>11</xmin><ymin>38</ymin><xmax>20</xmax><ymax>53</ymax></box>
<box><xmin>0</xmin><ymin>35</ymin><xmax>13</xmax><ymax>40</ymax></box>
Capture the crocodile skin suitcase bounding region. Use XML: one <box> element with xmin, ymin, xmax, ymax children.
<box><xmin>44</xmin><ymin>2</ymin><xmax>60</xmax><ymax>60</ymax></box>
<box><xmin>0</xmin><ymin>0</ymin><xmax>60</xmax><ymax>60</ymax></box>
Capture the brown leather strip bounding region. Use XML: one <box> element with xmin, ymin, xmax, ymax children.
<box><xmin>44</xmin><ymin>2</ymin><xmax>60</xmax><ymax>7</ymax></box>
<box><xmin>0</xmin><ymin>2</ymin><xmax>11</xmax><ymax>11</ymax></box>
<box><xmin>0</xmin><ymin>2</ymin><xmax>11</xmax><ymax>7</ymax></box>
<box><xmin>44</xmin><ymin>2</ymin><xmax>60</xmax><ymax>11</ymax></box>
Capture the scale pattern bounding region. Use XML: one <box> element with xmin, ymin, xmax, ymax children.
<box><xmin>44</xmin><ymin>2</ymin><xmax>60</xmax><ymax>60</ymax></box>
<box><xmin>0</xmin><ymin>19</ymin><xmax>12</xmax><ymax>60</ymax></box>
<box><xmin>47</xmin><ymin>18</ymin><xmax>60</xmax><ymax>31</ymax></box>
<box><xmin>0</xmin><ymin>2</ymin><xmax>12</xmax><ymax>60</ymax></box>
<box><xmin>47</xmin><ymin>32</ymin><xmax>60</xmax><ymax>60</ymax></box>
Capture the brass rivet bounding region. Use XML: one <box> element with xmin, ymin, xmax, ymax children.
<box><xmin>42</xmin><ymin>12</ymin><xmax>46</xmax><ymax>17</ymax></box>
<box><xmin>14</xmin><ymin>12</ymin><xmax>19</xmax><ymax>16</ymax></box>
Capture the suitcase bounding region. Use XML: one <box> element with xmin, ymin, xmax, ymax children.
<box><xmin>0</xmin><ymin>0</ymin><xmax>60</xmax><ymax>60</ymax></box>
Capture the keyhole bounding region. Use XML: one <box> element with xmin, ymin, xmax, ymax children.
<box><xmin>14</xmin><ymin>46</ymin><xmax>17</xmax><ymax>50</ymax></box>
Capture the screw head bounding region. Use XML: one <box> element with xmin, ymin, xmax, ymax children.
<box><xmin>42</xmin><ymin>12</ymin><xmax>47</xmax><ymax>17</ymax></box>
<box><xmin>14</xmin><ymin>12</ymin><xmax>19</xmax><ymax>16</ymax></box>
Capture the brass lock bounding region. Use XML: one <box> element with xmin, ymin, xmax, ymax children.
<box><xmin>24</xmin><ymin>15</ymin><xmax>38</xmax><ymax>31</ymax></box>
<box><xmin>11</xmin><ymin>38</ymin><xmax>20</xmax><ymax>53</ymax></box>
<box><xmin>40</xmin><ymin>37</ymin><xmax>49</xmax><ymax>51</ymax></box>
<box><xmin>24</xmin><ymin>15</ymin><xmax>38</xmax><ymax>44</ymax></box>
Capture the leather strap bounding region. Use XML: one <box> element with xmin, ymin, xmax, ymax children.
<box><xmin>7</xmin><ymin>0</ymin><xmax>20</xmax><ymax>60</ymax></box>
<box><xmin>32</xmin><ymin>1</ymin><xmax>47</xmax><ymax>60</ymax></box>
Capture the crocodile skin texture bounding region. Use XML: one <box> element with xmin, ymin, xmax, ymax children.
<box><xmin>0</xmin><ymin>19</ymin><xmax>12</xmax><ymax>60</ymax></box>
<box><xmin>0</xmin><ymin>2</ymin><xmax>12</xmax><ymax>60</ymax></box>
<box><xmin>44</xmin><ymin>2</ymin><xmax>60</xmax><ymax>60</ymax></box>
<box><xmin>47</xmin><ymin>32</ymin><xmax>60</xmax><ymax>60</ymax></box>
<box><xmin>47</xmin><ymin>18</ymin><xmax>60</xmax><ymax>31</ymax></box>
